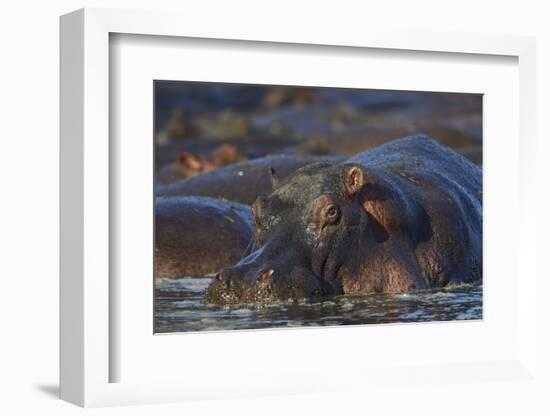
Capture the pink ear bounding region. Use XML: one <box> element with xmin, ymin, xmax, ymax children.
<box><xmin>344</xmin><ymin>166</ymin><xmax>365</xmax><ymax>196</ymax></box>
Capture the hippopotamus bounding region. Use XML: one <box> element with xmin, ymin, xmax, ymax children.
<box><xmin>205</xmin><ymin>135</ymin><xmax>482</xmax><ymax>304</ymax></box>
<box><xmin>157</xmin><ymin>144</ymin><xmax>247</xmax><ymax>184</ymax></box>
<box><xmin>155</xmin><ymin>196</ymin><xmax>253</xmax><ymax>278</ymax></box>
<box><xmin>157</xmin><ymin>154</ymin><xmax>344</xmax><ymax>205</ymax></box>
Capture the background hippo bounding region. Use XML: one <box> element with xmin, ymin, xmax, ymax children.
<box><xmin>155</xmin><ymin>196</ymin><xmax>253</xmax><ymax>278</ymax></box>
<box><xmin>157</xmin><ymin>144</ymin><xmax>247</xmax><ymax>184</ymax></box>
<box><xmin>206</xmin><ymin>135</ymin><xmax>482</xmax><ymax>304</ymax></box>
<box><xmin>157</xmin><ymin>154</ymin><xmax>344</xmax><ymax>205</ymax></box>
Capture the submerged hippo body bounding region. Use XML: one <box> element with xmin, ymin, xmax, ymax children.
<box><xmin>156</xmin><ymin>154</ymin><xmax>344</xmax><ymax>205</ymax></box>
<box><xmin>206</xmin><ymin>135</ymin><xmax>482</xmax><ymax>304</ymax></box>
<box><xmin>155</xmin><ymin>196</ymin><xmax>253</xmax><ymax>278</ymax></box>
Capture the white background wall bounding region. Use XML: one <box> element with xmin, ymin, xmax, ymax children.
<box><xmin>0</xmin><ymin>1</ymin><xmax>548</xmax><ymax>415</ymax></box>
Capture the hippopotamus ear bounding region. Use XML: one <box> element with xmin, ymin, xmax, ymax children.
<box><xmin>178</xmin><ymin>152</ymin><xmax>203</xmax><ymax>171</ymax></box>
<box><xmin>344</xmin><ymin>165</ymin><xmax>366</xmax><ymax>196</ymax></box>
<box><xmin>269</xmin><ymin>167</ymin><xmax>280</xmax><ymax>189</ymax></box>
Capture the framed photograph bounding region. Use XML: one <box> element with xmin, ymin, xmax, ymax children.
<box><xmin>60</xmin><ymin>8</ymin><xmax>538</xmax><ymax>408</ymax></box>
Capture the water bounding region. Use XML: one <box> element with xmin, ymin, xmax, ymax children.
<box><xmin>154</xmin><ymin>277</ymin><xmax>482</xmax><ymax>333</ymax></box>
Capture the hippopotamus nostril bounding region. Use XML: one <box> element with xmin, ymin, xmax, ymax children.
<box><xmin>258</xmin><ymin>268</ymin><xmax>274</xmax><ymax>282</ymax></box>
<box><xmin>215</xmin><ymin>271</ymin><xmax>232</xmax><ymax>289</ymax></box>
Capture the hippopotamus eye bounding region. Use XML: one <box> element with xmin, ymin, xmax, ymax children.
<box><xmin>326</xmin><ymin>205</ymin><xmax>340</xmax><ymax>221</ymax></box>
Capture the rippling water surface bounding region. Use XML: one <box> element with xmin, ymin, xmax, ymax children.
<box><xmin>154</xmin><ymin>277</ymin><xmax>482</xmax><ymax>333</ymax></box>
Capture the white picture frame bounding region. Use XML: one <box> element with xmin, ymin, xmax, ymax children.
<box><xmin>60</xmin><ymin>7</ymin><xmax>538</xmax><ymax>408</ymax></box>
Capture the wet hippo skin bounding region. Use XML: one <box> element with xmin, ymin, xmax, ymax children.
<box><xmin>155</xmin><ymin>196</ymin><xmax>253</xmax><ymax>278</ymax></box>
<box><xmin>156</xmin><ymin>154</ymin><xmax>344</xmax><ymax>205</ymax></box>
<box><xmin>206</xmin><ymin>135</ymin><xmax>482</xmax><ymax>304</ymax></box>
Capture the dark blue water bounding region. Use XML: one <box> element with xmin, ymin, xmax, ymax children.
<box><xmin>154</xmin><ymin>277</ymin><xmax>482</xmax><ymax>333</ymax></box>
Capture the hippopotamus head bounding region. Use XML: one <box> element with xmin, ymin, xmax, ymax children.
<box><xmin>205</xmin><ymin>162</ymin><xmax>391</xmax><ymax>304</ymax></box>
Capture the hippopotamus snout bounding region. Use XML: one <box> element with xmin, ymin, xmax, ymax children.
<box><xmin>205</xmin><ymin>245</ymin><xmax>324</xmax><ymax>304</ymax></box>
<box><xmin>215</xmin><ymin>242</ymin><xmax>278</xmax><ymax>286</ymax></box>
